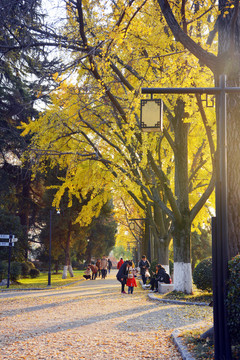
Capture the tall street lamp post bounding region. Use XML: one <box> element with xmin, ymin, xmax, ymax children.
<box><xmin>141</xmin><ymin>74</ymin><xmax>240</xmax><ymax>359</ymax></box>
<box><xmin>48</xmin><ymin>209</ymin><xmax>53</xmax><ymax>286</ymax></box>
<box><xmin>48</xmin><ymin>208</ymin><xmax>60</xmax><ymax>286</ymax></box>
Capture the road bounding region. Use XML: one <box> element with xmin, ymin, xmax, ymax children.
<box><xmin>0</xmin><ymin>270</ymin><xmax>212</xmax><ymax>359</ymax></box>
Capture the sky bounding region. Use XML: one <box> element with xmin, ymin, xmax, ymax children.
<box><xmin>41</xmin><ymin>0</ymin><xmax>66</xmax><ymax>28</ymax></box>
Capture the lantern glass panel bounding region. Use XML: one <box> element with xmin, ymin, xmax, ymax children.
<box><xmin>140</xmin><ymin>99</ymin><xmax>163</xmax><ymax>132</ymax></box>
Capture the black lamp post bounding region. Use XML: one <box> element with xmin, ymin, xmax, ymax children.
<box><xmin>48</xmin><ymin>208</ymin><xmax>60</xmax><ymax>286</ymax></box>
<box><xmin>141</xmin><ymin>74</ymin><xmax>240</xmax><ymax>359</ymax></box>
<box><xmin>48</xmin><ymin>209</ymin><xmax>52</xmax><ymax>286</ymax></box>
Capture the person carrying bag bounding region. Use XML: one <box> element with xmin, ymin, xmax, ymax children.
<box><xmin>138</xmin><ymin>255</ymin><xmax>150</xmax><ymax>286</ymax></box>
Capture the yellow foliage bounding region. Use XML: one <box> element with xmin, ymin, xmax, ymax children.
<box><xmin>21</xmin><ymin>0</ymin><xmax>218</xmax><ymax>242</ymax></box>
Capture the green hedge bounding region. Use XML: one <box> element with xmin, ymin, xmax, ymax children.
<box><xmin>10</xmin><ymin>262</ymin><xmax>22</xmax><ymax>281</ymax></box>
<box><xmin>0</xmin><ymin>261</ymin><xmax>8</xmax><ymax>281</ymax></box>
<box><xmin>193</xmin><ymin>257</ymin><xmax>212</xmax><ymax>291</ymax></box>
<box><xmin>21</xmin><ymin>262</ymin><xmax>31</xmax><ymax>277</ymax></box>
<box><xmin>29</xmin><ymin>268</ymin><xmax>40</xmax><ymax>278</ymax></box>
<box><xmin>21</xmin><ymin>261</ymin><xmax>35</xmax><ymax>277</ymax></box>
<box><xmin>226</xmin><ymin>254</ymin><xmax>240</xmax><ymax>346</ymax></box>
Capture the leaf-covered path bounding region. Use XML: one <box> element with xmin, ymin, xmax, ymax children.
<box><xmin>0</xmin><ymin>271</ymin><xmax>212</xmax><ymax>359</ymax></box>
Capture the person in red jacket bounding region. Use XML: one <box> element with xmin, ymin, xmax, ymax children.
<box><xmin>89</xmin><ymin>264</ymin><xmax>98</xmax><ymax>280</ymax></box>
<box><xmin>126</xmin><ymin>267</ymin><xmax>137</xmax><ymax>294</ymax></box>
<box><xmin>117</xmin><ymin>258</ymin><xmax>124</xmax><ymax>269</ymax></box>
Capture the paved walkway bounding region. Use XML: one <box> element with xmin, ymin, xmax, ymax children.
<box><xmin>0</xmin><ymin>270</ymin><xmax>212</xmax><ymax>359</ymax></box>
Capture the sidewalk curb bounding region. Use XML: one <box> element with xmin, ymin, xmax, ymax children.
<box><xmin>172</xmin><ymin>329</ymin><xmax>196</xmax><ymax>360</ymax></box>
<box><xmin>0</xmin><ymin>279</ymin><xmax>84</xmax><ymax>292</ymax></box>
<box><xmin>0</xmin><ymin>273</ymin><xmax>115</xmax><ymax>293</ymax></box>
<box><xmin>147</xmin><ymin>292</ymin><xmax>209</xmax><ymax>306</ymax></box>
<box><xmin>142</xmin><ymin>282</ymin><xmax>211</xmax><ymax>360</ymax></box>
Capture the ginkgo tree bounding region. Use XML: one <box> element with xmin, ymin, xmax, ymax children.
<box><xmin>21</xmin><ymin>0</ymin><xmax>217</xmax><ymax>293</ymax></box>
<box><xmin>156</xmin><ymin>0</ymin><xmax>240</xmax><ymax>259</ymax></box>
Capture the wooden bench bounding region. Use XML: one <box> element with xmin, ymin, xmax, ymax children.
<box><xmin>158</xmin><ymin>282</ymin><xmax>174</xmax><ymax>294</ymax></box>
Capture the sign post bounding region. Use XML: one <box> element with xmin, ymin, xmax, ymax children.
<box><xmin>0</xmin><ymin>234</ymin><xmax>17</xmax><ymax>288</ymax></box>
<box><xmin>0</xmin><ymin>242</ymin><xmax>14</xmax><ymax>247</ymax></box>
<box><xmin>0</xmin><ymin>234</ymin><xmax>14</xmax><ymax>239</ymax></box>
<box><xmin>7</xmin><ymin>234</ymin><xmax>13</xmax><ymax>288</ymax></box>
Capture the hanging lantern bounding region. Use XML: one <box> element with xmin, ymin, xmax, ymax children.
<box><xmin>140</xmin><ymin>99</ymin><xmax>163</xmax><ymax>132</ymax></box>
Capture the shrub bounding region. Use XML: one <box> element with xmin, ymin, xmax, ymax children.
<box><xmin>226</xmin><ymin>254</ymin><xmax>240</xmax><ymax>346</ymax></box>
<box><xmin>0</xmin><ymin>261</ymin><xmax>8</xmax><ymax>281</ymax></box>
<box><xmin>29</xmin><ymin>268</ymin><xmax>40</xmax><ymax>278</ymax></box>
<box><xmin>26</xmin><ymin>261</ymin><xmax>35</xmax><ymax>269</ymax></box>
<box><xmin>10</xmin><ymin>262</ymin><xmax>22</xmax><ymax>281</ymax></box>
<box><xmin>21</xmin><ymin>262</ymin><xmax>31</xmax><ymax>277</ymax></box>
<box><xmin>193</xmin><ymin>257</ymin><xmax>212</xmax><ymax>291</ymax></box>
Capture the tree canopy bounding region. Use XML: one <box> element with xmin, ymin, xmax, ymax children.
<box><xmin>3</xmin><ymin>0</ymin><xmax>239</xmax><ymax>293</ymax></box>
<box><xmin>18</xmin><ymin>0</ymin><xmax>220</xmax><ymax>292</ymax></box>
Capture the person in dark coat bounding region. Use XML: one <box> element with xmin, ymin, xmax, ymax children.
<box><xmin>149</xmin><ymin>264</ymin><xmax>169</xmax><ymax>292</ymax></box>
<box><xmin>96</xmin><ymin>259</ymin><xmax>101</xmax><ymax>277</ymax></box>
<box><xmin>107</xmin><ymin>258</ymin><xmax>112</xmax><ymax>274</ymax></box>
<box><xmin>116</xmin><ymin>260</ymin><xmax>132</xmax><ymax>293</ymax></box>
<box><xmin>138</xmin><ymin>255</ymin><xmax>150</xmax><ymax>285</ymax></box>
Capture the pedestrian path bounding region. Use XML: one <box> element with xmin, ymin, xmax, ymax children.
<box><xmin>0</xmin><ymin>270</ymin><xmax>212</xmax><ymax>359</ymax></box>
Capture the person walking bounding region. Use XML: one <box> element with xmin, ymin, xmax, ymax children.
<box><xmin>100</xmin><ymin>255</ymin><xmax>108</xmax><ymax>279</ymax></box>
<box><xmin>96</xmin><ymin>258</ymin><xmax>101</xmax><ymax>277</ymax></box>
<box><xmin>138</xmin><ymin>255</ymin><xmax>150</xmax><ymax>286</ymax></box>
<box><xmin>89</xmin><ymin>264</ymin><xmax>98</xmax><ymax>280</ymax></box>
<box><xmin>117</xmin><ymin>258</ymin><xmax>124</xmax><ymax>269</ymax></box>
<box><xmin>107</xmin><ymin>258</ymin><xmax>112</xmax><ymax>274</ymax></box>
<box><xmin>116</xmin><ymin>260</ymin><xmax>132</xmax><ymax>293</ymax></box>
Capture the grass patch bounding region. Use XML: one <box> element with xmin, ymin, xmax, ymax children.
<box><xmin>180</xmin><ymin>327</ymin><xmax>240</xmax><ymax>360</ymax></box>
<box><xmin>180</xmin><ymin>327</ymin><xmax>214</xmax><ymax>359</ymax></box>
<box><xmin>2</xmin><ymin>270</ymin><xmax>84</xmax><ymax>289</ymax></box>
<box><xmin>151</xmin><ymin>285</ymin><xmax>213</xmax><ymax>304</ymax></box>
<box><xmin>162</xmin><ymin>289</ymin><xmax>213</xmax><ymax>303</ymax></box>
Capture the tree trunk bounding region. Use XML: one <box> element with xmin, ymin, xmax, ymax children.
<box><xmin>200</xmin><ymin>326</ymin><xmax>214</xmax><ymax>340</ymax></box>
<box><xmin>150</xmin><ymin>230</ymin><xmax>154</xmax><ymax>263</ymax></box>
<box><xmin>62</xmin><ymin>265</ymin><xmax>68</xmax><ymax>279</ymax></box>
<box><xmin>172</xmin><ymin>100</ymin><xmax>192</xmax><ymax>293</ymax></box>
<box><xmin>19</xmin><ymin>174</ymin><xmax>31</xmax><ymax>260</ymax></box>
<box><xmin>143</xmin><ymin>222</ymin><xmax>150</xmax><ymax>260</ymax></box>
<box><xmin>173</xmin><ymin>218</ymin><xmax>192</xmax><ymax>293</ymax></box>
<box><xmin>86</xmin><ymin>241</ymin><xmax>92</xmax><ymax>264</ymax></box>
<box><xmin>62</xmin><ymin>221</ymin><xmax>72</xmax><ymax>279</ymax></box>
<box><xmin>68</xmin><ymin>265</ymin><xmax>74</xmax><ymax>277</ymax></box>
<box><xmin>152</xmin><ymin>196</ymin><xmax>171</xmax><ymax>270</ymax></box>
<box><xmin>54</xmin><ymin>260</ymin><xmax>59</xmax><ymax>274</ymax></box>
<box><xmin>156</xmin><ymin>238</ymin><xmax>170</xmax><ymax>273</ymax></box>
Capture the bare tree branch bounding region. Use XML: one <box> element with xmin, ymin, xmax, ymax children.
<box><xmin>157</xmin><ymin>0</ymin><xmax>218</xmax><ymax>72</ymax></box>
